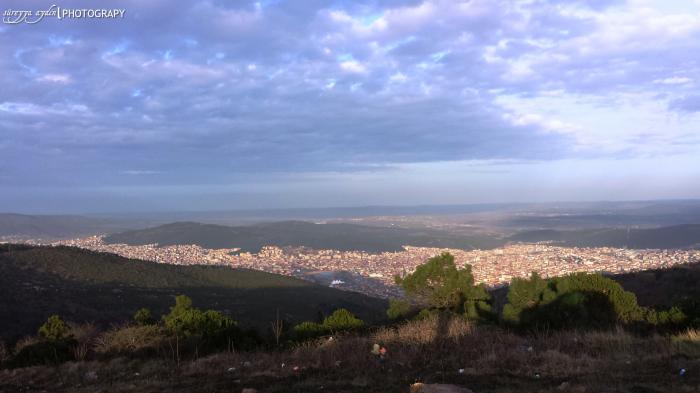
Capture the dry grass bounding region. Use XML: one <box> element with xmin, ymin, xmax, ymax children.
<box><xmin>68</xmin><ymin>323</ymin><xmax>101</xmax><ymax>361</ymax></box>
<box><xmin>94</xmin><ymin>324</ymin><xmax>166</xmax><ymax>355</ymax></box>
<box><xmin>69</xmin><ymin>322</ymin><xmax>100</xmax><ymax>345</ymax></box>
<box><xmin>673</xmin><ymin>329</ymin><xmax>700</xmax><ymax>357</ymax></box>
<box><xmin>1</xmin><ymin>318</ymin><xmax>699</xmax><ymax>392</ymax></box>
<box><xmin>372</xmin><ymin>314</ymin><xmax>473</xmax><ymax>345</ymax></box>
<box><xmin>11</xmin><ymin>335</ymin><xmax>40</xmax><ymax>353</ymax></box>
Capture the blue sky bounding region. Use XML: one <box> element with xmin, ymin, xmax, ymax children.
<box><xmin>1</xmin><ymin>0</ymin><xmax>699</xmax><ymax>213</ymax></box>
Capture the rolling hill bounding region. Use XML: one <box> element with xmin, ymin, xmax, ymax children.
<box><xmin>104</xmin><ymin>220</ymin><xmax>504</xmax><ymax>252</ymax></box>
<box><xmin>508</xmin><ymin>224</ymin><xmax>700</xmax><ymax>249</ymax></box>
<box><xmin>0</xmin><ymin>244</ymin><xmax>387</xmax><ymax>339</ymax></box>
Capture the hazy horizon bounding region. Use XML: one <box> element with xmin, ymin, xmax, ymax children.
<box><xmin>3</xmin><ymin>198</ymin><xmax>700</xmax><ymax>217</ymax></box>
<box><xmin>2</xmin><ymin>0</ymin><xmax>699</xmax><ymax>213</ymax></box>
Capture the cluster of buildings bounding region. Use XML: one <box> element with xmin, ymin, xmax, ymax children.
<box><xmin>46</xmin><ymin>236</ymin><xmax>700</xmax><ymax>298</ymax></box>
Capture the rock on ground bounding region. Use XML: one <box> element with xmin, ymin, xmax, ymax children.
<box><xmin>410</xmin><ymin>383</ymin><xmax>474</xmax><ymax>393</ymax></box>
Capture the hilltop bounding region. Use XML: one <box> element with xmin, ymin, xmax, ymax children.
<box><xmin>0</xmin><ymin>244</ymin><xmax>387</xmax><ymax>339</ymax></box>
<box><xmin>104</xmin><ymin>221</ymin><xmax>504</xmax><ymax>253</ymax></box>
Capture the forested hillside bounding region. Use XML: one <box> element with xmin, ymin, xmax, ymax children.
<box><xmin>0</xmin><ymin>244</ymin><xmax>387</xmax><ymax>339</ymax></box>
<box><xmin>105</xmin><ymin>221</ymin><xmax>504</xmax><ymax>252</ymax></box>
<box><xmin>508</xmin><ymin>224</ymin><xmax>700</xmax><ymax>249</ymax></box>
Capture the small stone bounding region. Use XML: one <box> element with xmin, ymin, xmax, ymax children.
<box><xmin>410</xmin><ymin>383</ymin><xmax>474</xmax><ymax>393</ymax></box>
<box><xmin>84</xmin><ymin>371</ymin><xmax>98</xmax><ymax>382</ymax></box>
<box><xmin>241</xmin><ymin>389</ymin><xmax>257</xmax><ymax>393</ymax></box>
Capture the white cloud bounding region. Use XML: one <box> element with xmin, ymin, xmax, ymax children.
<box><xmin>36</xmin><ymin>74</ymin><xmax>71</xmax><ymax>84</ymax></box>
<box><xmin>120</xmin><ymin>170</ymin><xmax>162</xmax><ymax>176</ymax></box>
<box><xmin>653</xmin><ymin>76</ymin><xmax>693</xmax><ymax>85</ymax></box>
<box><xmin>339</xmin><ymin>60</ymin><xmax>366</xmax><ymax>73</ymax></box>
<box><xmin>0</xmin><ymin>102</ymin><xmax>89</xmax><ymax>116</ymax></box>
<box><xmin>504</xmin><ymin>112</ymin><xmax>582</xmax><ymax>136</ymax></box>
<box><xmin>389</xmin><ymin>72</ymin><xmax>407</xmax><ymax>82</ymax></box>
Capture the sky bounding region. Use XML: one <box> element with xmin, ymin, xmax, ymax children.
<box><xmin>1</xmin><ymin>0</ymin><xmax>699</xmax><ymax>213</ymax></box>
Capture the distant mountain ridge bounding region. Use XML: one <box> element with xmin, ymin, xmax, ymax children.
<box><xmin>104</xmin><ymin>220</ymin><xmax>504</xmax><ymax>252</ymax></box>
<box><xmin>0</xmin><ymin>213</ymin><xmax>142</xmax><ymax>239</ymax></box>
<box><xmin>0</xmin><ymin>244</ymin><xmax>387</xmax><ymax>339</ymax></box>
<box><xmin>508</xmin><ymin>224</ymin><xmax>700</xmax><ymax>249</ymax></box>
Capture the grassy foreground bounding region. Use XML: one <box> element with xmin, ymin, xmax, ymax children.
<box><xmin>1</xmin><ymin>316</ymin><xmax>699</xmax><ymax>393</ymax></box>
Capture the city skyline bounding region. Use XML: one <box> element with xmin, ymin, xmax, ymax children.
<box><xmin>1</xmin><ymin>0</ymin><xmax>699</xmax><ymax>213</ymax></box>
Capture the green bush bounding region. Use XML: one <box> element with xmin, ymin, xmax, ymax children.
<box><xmin>387</xmin><ymin>299</ymin><xmax>412</xmax><ymax>320</ymax></box>
<box><xmin>38</xmin><ymin>315</ymin><xmax>71</xmax><ymax>341</ymax></box>
<box><xmin>502</xmin><ymin>272</ymin><xmax>552</xmax><ymax>325</ymax></box>
<box><xmin>293</xmin><ymin>321</ymin><xmax>328</xmax><ymax>340</ymax></box>
<box><xmin>134</xmin><ymin>308</ymin><xmax>155</xmax><ymax>326</ymax></box>
<box><xmin>396</xmin><ymin>252</ymin><xmax>494</xmax><ymax>321</ymax></box>
<box><xmin>161</xmin><ymin>295</ymin><xmax>242</xmax><ymax>351</ymax></box>
<box><xmin>322</xmin><ymin>308</ymin><xmax>364</xmax><ymax>332</ymax></box>
<box><xmin>414</xmin><ymin>308</ymin><xmax>440</xmax><ymax>320</ymax></box>
<box><xmin>162</xmin><ymin>295</ymin><xmax>236</xmax><ymax>337</ymax></box>
<box><xmin>647</xmin><ymin>306</ymin><xmax>687</xmax><ymax>327</ymax></box>
<box><xmin>502</xmin><ymin>272</ymin><xmax>688</xmax><ymax>330</ymax></box>
<box><xmin>464</xmin><ymin>297</ymin><xmax>494</xmax><ymax>321</ymax></box>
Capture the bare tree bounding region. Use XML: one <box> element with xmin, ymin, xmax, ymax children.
<box><xmin>271</xmin><ymin>309</ymin><xmax>284</xmax><ymax>347</ymax></box>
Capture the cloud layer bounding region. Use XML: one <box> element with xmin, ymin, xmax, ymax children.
<box><xmin>1</xmin><ymin>0</ymin><xmax>699</xmax><ymax>210</ymax></box>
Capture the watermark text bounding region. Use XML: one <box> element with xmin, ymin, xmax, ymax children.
<box><xmin>3</xmin><ymin>5</ymin><xmax>125</xmax><ymax>24</ymax></box>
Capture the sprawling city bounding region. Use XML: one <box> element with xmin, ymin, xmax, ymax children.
<box><xmin>27</xmin><ymin>235</ymin><xmax>699</xmax><ymax>298</ymax></box>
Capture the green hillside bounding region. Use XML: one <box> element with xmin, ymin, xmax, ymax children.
<box><xmin>508</xmin><ymin>224</ymin><xmax>700</xmax><ymax>249</ymax></box>
<box><xmin>104</xmin><ymin>220</ymin><xmax>504</xmax><ymax>252</ymax></box>
<box><xmin>0</xmin><ymin>244</ymin><xmax>387</xmax><ymax>339</ymax></box>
